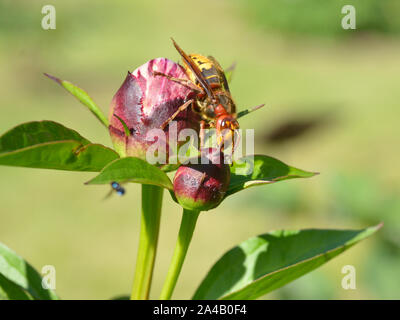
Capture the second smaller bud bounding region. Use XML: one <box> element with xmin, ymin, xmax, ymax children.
<box><xmin>173</xmin><ymin>148</ymin><xmax>231</xmax><ymax>212</ymax></box>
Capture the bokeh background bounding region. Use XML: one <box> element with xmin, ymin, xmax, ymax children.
<box><xmin>0</xmin><ymin>0</ymin><xmax>399</xmax><ymax>299</ymax></box>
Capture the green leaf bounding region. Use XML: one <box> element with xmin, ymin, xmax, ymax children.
<box><xmin>44</xmin><ymin>73</ymin><xmax>108</xmax><ymax>128</ymax></box>
<box><xmin>0</xmin><ymin>120</ymin><xmax>90</xmax><ymax>151</ymax></box>
<box><xmin>193</xmin><ymin>224</ymin><xmax>382</xmax><ymax>300</ymax></box>
<box><xmin>0</xmin><ymin>242</ymin><xmax>59</xmax><ymax>300</ymax></box>
<box><xmin>86</xmin><ymin>157</ymin><xmax>173</xmax><ymax>190</ymax></box>
<box><xmin>0</xmin><ymin>274</ymin><xmax>32</xmax><ymax>300</ymax></box>
<box><xmin>0</xmin><ymin>121</ymin><xmax>119</xmax><ymax>171</ymax></box>
<box><xmin>227</xmin><ymin>155</ymin><xmax>318</xmax><ymax>197</ymax></box>
<box><xmin>113</xmin><ymin>114</ymin><xmax>131</xmax><ymax>137</ymax></box>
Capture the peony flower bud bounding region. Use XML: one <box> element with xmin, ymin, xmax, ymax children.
<box><xmin>173</xmin><ymin>148</ymin><xmax>230</xmax><ymax>211</ymax></box>
<box><xmin>109</xmin><ymin>58</ymin><xmax>199</xmax><ymax>162</ymax></box>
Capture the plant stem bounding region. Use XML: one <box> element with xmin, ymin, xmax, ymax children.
<box><xmin>160</xmin><ymin>209</ymin><xmax>200</xmax><ymax>300</ymax></box>
<box><xmin>130</xmin><ymin>184</ymin><xmax>164</xmax><ymax>300</ymax></box>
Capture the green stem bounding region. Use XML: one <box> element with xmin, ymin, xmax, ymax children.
<box><xmin>160</xmin><ymin>209</ymin><xmax>200</xmax><ymax>300</ymax></box>
<box><xmin>130</xmin><ymin>184</ymin><xmax>164</xmax><ymax>300</ymax></box>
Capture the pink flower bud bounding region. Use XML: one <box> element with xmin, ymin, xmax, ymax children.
<box><xmin>173</xmin><ymin>148</ymin><xmax>230</xmax><ymax>211</ymax></box>
<box><xmin>109</xmin><ymin>58</ymin><xmax>199</xmax><ymax>161</ymax></box>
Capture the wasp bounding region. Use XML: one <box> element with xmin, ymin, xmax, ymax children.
<box><xmin>153</xmin><ymin>39</ymin><xmax>264</xmax><ymax>149</ymax></box>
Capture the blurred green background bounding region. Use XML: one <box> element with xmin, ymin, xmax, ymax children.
<box><xmin>0</xmin><ymin>0</ymin><xmax>399</xmax><ymax>299</ymax></box>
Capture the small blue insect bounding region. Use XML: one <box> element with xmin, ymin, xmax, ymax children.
<box><xmin>111</xmin><ymin>181</ymin><xmax>125</xmax><ymax>196</ymax></box>
<box><xmin>103</xmin><ymin>181</ymin><xmax>126</xmax><ymax>200</ymax></box>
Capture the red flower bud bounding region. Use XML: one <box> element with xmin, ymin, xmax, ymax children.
<box><xmin>109</xmin><ymin>58</ymin><xmax>199</xmax><ymax>161</ymax></box>
<box><xmin>173</xmin><ymin>148</ymin><xmax>230</xmax><ymax>211</ymax></box>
